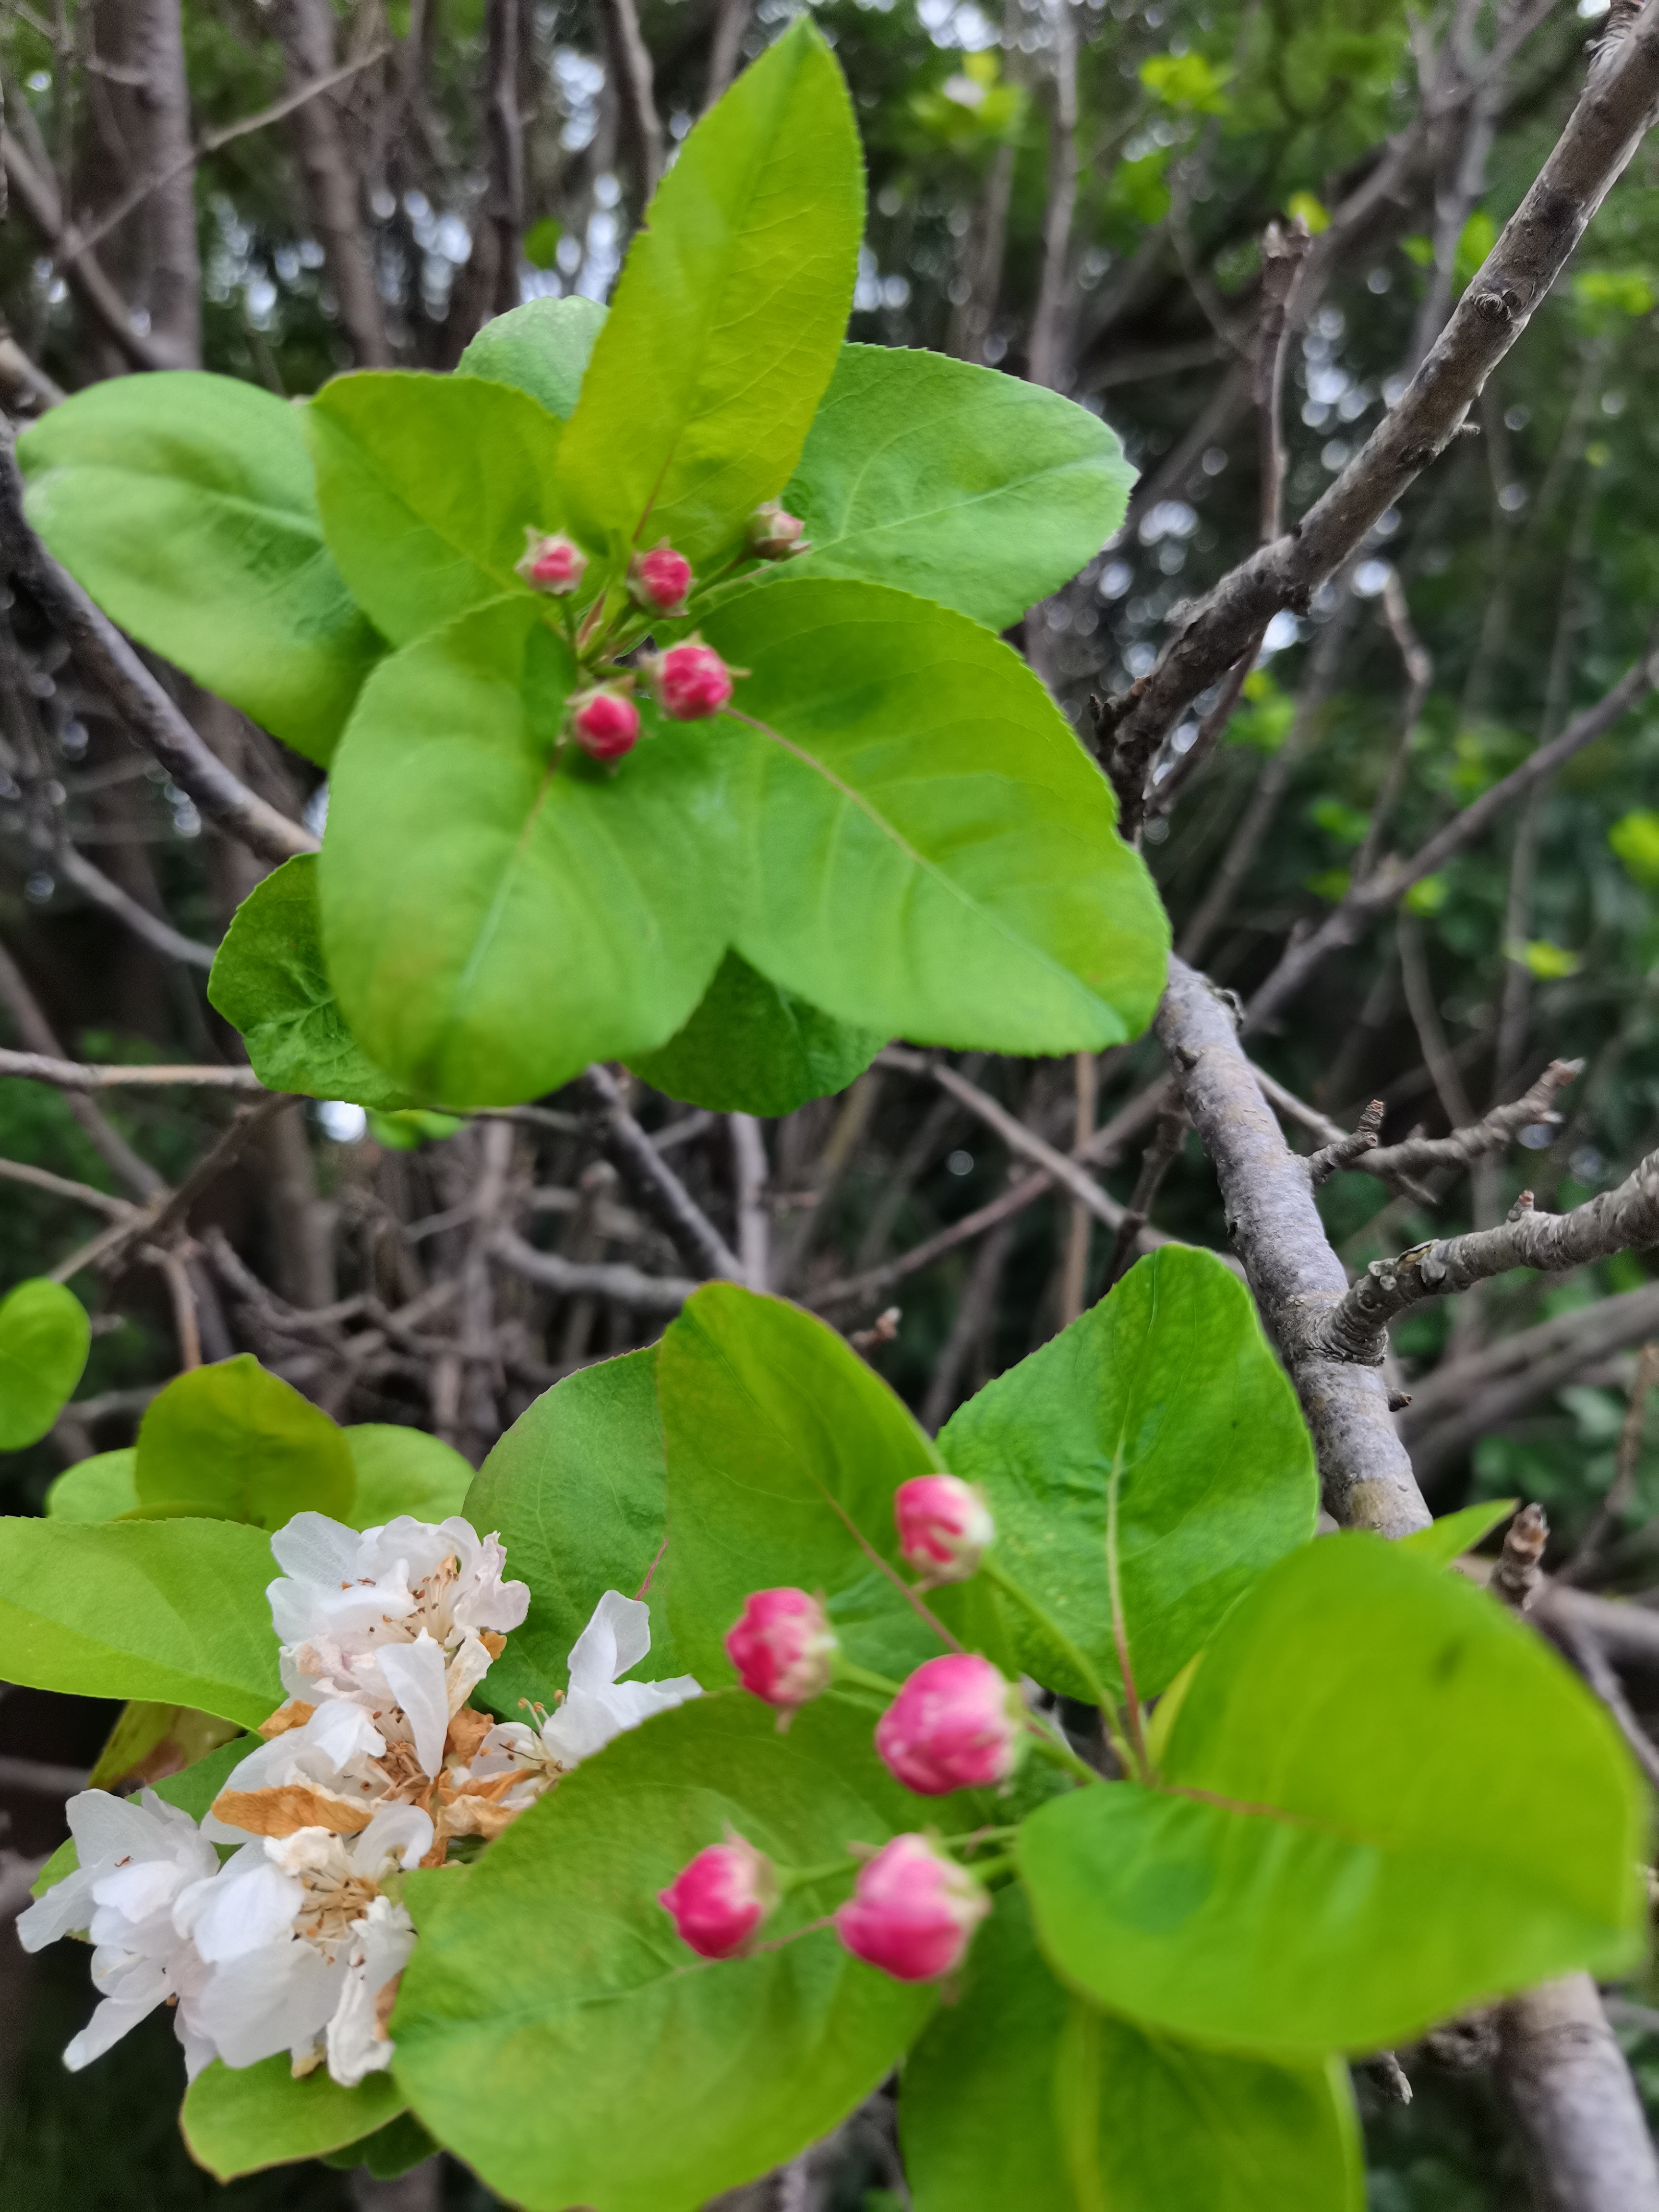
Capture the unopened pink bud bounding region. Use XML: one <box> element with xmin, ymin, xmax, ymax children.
<box><xmin>874</xmin><ymin>1654</ymin><xmax>1024</xmax><ymax>1796</ymax></box>
<box><xmin>649</xmin><ymin>641</ymin><xmax>735</xmax><ymax>721</ymax></box>
<box><xmin>894</xmin><ymin>1475</ymin><xmax>993</xmax><ymax>1584</ymax></box>
<box><xmin>571</xmin><ymin>685</ymin><xmax>640</xmax><ymax>762</ymax></box>
<box><xmin>725</xmin><ymin>1587</ymin><xmax>838</xmax><ymax>1708</ymax></box>
<box><xmin>629</xmin><ymin>543</ymin><xmax>694</xmax><ymax>615</ymax></box>
<box><xmin>659</xmin><ymin>1832</ymin><xmax>779</xmax><ymax>1959</ymax></box>
<box><xmin>517</xmin><ymin>529</ymin><xmax>587</xmax><ymax>596</ymax></box>
<box><xmin>834</xmin><ymin>1834</ymin><xmax>989</xmax><ymax>1982</ymax></box>
<box><xmin>746</xmin><ymin>501</ymin><xmax>810</xmax><ymax>560</ymax></box>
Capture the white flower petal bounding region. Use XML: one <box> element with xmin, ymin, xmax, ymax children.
<box><xmin>350</xmin><ymin>1804</ymin><xmax>433</xmax><ymax>1874</ymax></box>
<box><xmin>377</xmin><ymin>1633</ymin><xmax>448</xmax><ymax>1778</ymax></box>
<box><xmin>451</xmin><ymin>1531</ymin><xmax>530</xmax><ymax>1636</ymax></box>
<box><xmin>89</xmin><ymin>1856</ymin><xmax>189</xmax><ymax>1926</ymax></box>
<box><xmin>63</xmin><ymin>1995</ymin><xmax>162</xmax><ymax>2071</ymax></box>
<box><xmin>175</xmin><ymin>1848</ymin><xmax>303</xmax><ymax>1964</ymax></box>
<box><xmin>566</xmin><ymin>1591</ymin><xmax>653</xmax><ymax>1698</ymax></box>
<box><xmin>195</xmin><ymin>1940</ymin><xmax>346</xmax><ymax>2071</ymax></box>
<box><xmin>17</xmin><ymin>1866</ymin><xmax>95</xmax><ymax>1952</ymax></box>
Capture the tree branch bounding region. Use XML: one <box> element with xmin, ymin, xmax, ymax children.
<box><xmin>489</xmin><ymin>1228</ymin><xmax>697</xmax><ymax>1314</ymax></box>
<box><xmin>574</xmin><ymin>1064</ymin><xmax>743</xmax><ymax>1281</ymax></box>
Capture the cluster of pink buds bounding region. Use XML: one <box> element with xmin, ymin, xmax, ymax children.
<box><xmin>875</xmin><ymin>1653</ymin><xmax>1025</xmax><ymax>1795</ymax></box>
<box><xmin>517</xmin><ymin>529</ymin><xmax>587</xmax><ymax>596</ymax></box>
<box><xmin>746</xmin><ymin>501</ymin><xmax>810</xmax><ymax>561</ymax></box>
<box><xmin>726</xmin><ymin>1587</ymin><xmax>838</xmax><ymax>1710</ymax></box>
<box><xmin>894</xmin><ymin>1474</ymin><xmax>993</xmax><ymax>1586</ymax></box>
<box><xmin>658</xmin><ymin>1828</ymin><xmax>989</xmax><ymax>1982</ymax></box>
<box><xmin>629</xmin><ymin>542</ymin><xmax>695</xmax><ymax>616</ymax></box>
<box><xmin>568</xmin><ymin>683</ymin><xmax>640</xmax><ymax>763</ymax></box>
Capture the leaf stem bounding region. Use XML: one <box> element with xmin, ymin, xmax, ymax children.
<box><xmin>1026</xmin><ymin>1726</ymin><xmax>1104</xmax><ymax>1788</ymax></box>
<box><xmin>980</xmin><ymin>1555</ymin><xmax>1144</xmax><ymax>1780</ymax></box>
<box><xmin>832</xmin><ymin>1658</ymin><xmax>904</xmax><ymax>1699</ymax></box>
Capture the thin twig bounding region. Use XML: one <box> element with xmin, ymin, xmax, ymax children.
<box><xmin>575</xmin><ymin>1065</ymin><xmax>743</xmax><ymax>1281</ymax></box>
<box><xmin>0</xmin><ymin>1048</ymin><xmax>264</xmax><ymax>1091</ymax></box>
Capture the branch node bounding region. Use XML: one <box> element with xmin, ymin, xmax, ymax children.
<box><xmin>1491</xmin><ymin>1502</ymin><xmax>1549</xmax><ymax>1611</ymax></box>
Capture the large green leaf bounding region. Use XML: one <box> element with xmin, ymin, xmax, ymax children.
<box><xmin>1017</xmin><ymin>1535</ymin><xmax>1648</xmax><ymax>2054</ymax></box>
<box><xmin>134</xmin><ymin>1354</ymin><xmax>355</xmax><ymax>1528</ymax></box>
<box><xmin>458</xmin><ymin>295</ymin><xmax>607</xmax><ymax>419</ymax></box>
<box><xmin>902</xmin><ymin>1888</ymin><xmax>1361</xmax><ymax>2212</ymax></box>
<box><xmin>777</xmin><ymin>345</ymin><xmax>1135</xmax><ymax>630</ymax></box>
<box><xmin>704</xmin><ymin>577</ymin><xmax>1169</xmax><ymax>1052</ymax></box>
<box><xmin>305</xmin><ymin>372</ymin><xmax>566</xmax><ymax>646</ymax></box>
<box><xmin>321</xmin><ymin>599</ymin><xmax>736</xmax><ymax>1106</ymax></box>
<box><xmin>183</xmin><ymin>2057</ymin><xmax>406</xmax><ymax>2179</ymax></box>
<box><xmin>0</xmin><ymin>1518</ymin><xmax>280</xmax><ymax>1727</ymax></box>
<box><xmin>17</xmin><ymin>372</ymin><xmax>381</xmax><ymax>765</ymax></box>
<box><xmin>0</xmin><ymin>1277</ymin><xmax>89</xmax><ymax>1449</ymax></box>
<box><xmin>626</xmin><ymin>947</ymin><xmax>884</xmax><ymax>1115</ymax></box>
<box><xmin>938</xmin><ymin>1248</ymin><xmax>1317</xmax><ymax>1703</ymax></box>
<box><xmin>348</xmin><ymin>1424</ymin><xmax>472</xmax><ymax>1526</ymax></box>
<box><xmin>207</xmin><ymin>855</ymin><xmax>416</xmax><ymax>1110</ymax></box>
<box><xmin>558</xmin><ymin>21</ymin><xmax>862</xmax><ymax>571</ymax></box>
<box><xmin>393</xmin><ymin>1694</ymin><xmax>941</xmax><ymax>2212</ymax></box>
<box><xmin>660</xmin><ymin>1284</ymin><xmax>1007</xmax><ymax>1683</ymax></box>
<box><xmin>463</xmin><ymin>1349</ymin><xmax>681</xmax><ymax>1712</ymax></box>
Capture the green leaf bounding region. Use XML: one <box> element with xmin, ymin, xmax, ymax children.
<box><xmin>1017</xmin><ymin>1535</ymin><xmax>1647</xmax><ymax>2054</ymax></box>
<box><xmin>207</xmin><ymin>855</ymin><xmax>416</xmax><ymax>1109</ymax></box>
<box><xmin>347</xmin><ymin>1424</ymin><xmax>472</xmax><ymax>1526</ymax></box>
<box><xmin>32</xmin><ymin>1733</ymin><xmax>253</xmax><ymax>1899</ymax></box>
<box><xmin>902</xmin><ymin>1887</ymin><xmax>1362</xmax><ymax>2212</ymax></box>
<box><xmin>394</xmin><ymin>1694</ymin><xmax>940</xmax><ymax>2212</ymax></box>
<box><xmin>558</xmin><ymin>21</ymin><xmax>862</xmax><ymax>571</ymax></box>
<box><xmin>778</xmin><ymin>345</ymin><xmax>1134</xmax><ymax>630</ymax></box>
<box><xmin>134</xmin><ymin>1354</ymin><xmax>355</xmax><ymax>1528</ymax></box>
<box><xmin>18</xmin><ymin>372</ymin><xmax>381</xmax><ymax>765</ymax></box>
<box><xmin>183</xmin><ymin>2056</ymin><xmax>406</xmax><ymax>2179</ymax></box>
<box><xmin>463</xmin><ymin>1349</ymin><xmax>679</xmax><ymax>1711</ymax></box>
<box><xmin>458</xmin><ymin>295</ymin><xmax>606</xmax><ymax>420</ymax></box>
<box><xmin>661</xmin><ymin>1285</ymin><xmax>1007</xmax><ymax>1683</ymax></box>
<box><xmin>1400</xmin><ymin>1498</ymin><xmax>1517</xmax><ymax>1568</ymax></box>
<box><xmin>704</xmin><ymin>577</ymin><xmax>1169</xmax><ymax>1053</ymax></box>
<box><xmin>0</xmin><ymin>1277</ymin><xmax>89</xmax><ymax>1449</ymax></box>
<box><xmin>321</xmin><ymin>2111</ymin><xmax>439</xmax><ymax>2176</ymax></box>
<box><xmin>938</xmin><ymin>1247</ymin><xmax>1317</xmax><ymax>1703</ymax></box>
<box><xmin>0</xmin><ymin>1518</ymin><xmax>280</xmax><ymax>1728</ymax></box>
<box><xmin>305</xmin><ymin>372</ymin><xmax>566</xmax><ymax>646</ymax></box>
<box><xmin>321</xmin><ymin>600</ymin><xmax>735</xmax><ymax>1106</ymax></box>
<box><xmin>45</xmin><ymin>1448</ymin><xmax>138</xmax><ymax>1520</ymax></box>
<box><xmin>627</xmin><ymin>947</ymin><xmax>884</xmax><ymax>1115</ymax></box>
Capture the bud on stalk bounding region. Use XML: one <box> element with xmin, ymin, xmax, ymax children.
<box><xmin>517</xmin><ymin>529</ymin><xmax>587</xmax><ymax>596</ymax></box>
<box><xmin>894</xmin><ymin>1474</ymin><xmax>993</xmax><ymax>1585</ymax></box>
<box><xmin>725</xmin><ymin>1587</ymin><xmax>838</xmax><ymax>1709</ymax></box>
<box><xmin>833</xmin><ymin>1834</ymin><xmax>989</xmax><ymax>1982</ymax></box>
<box><xmin>647</xmin><ymin>640</ymin><xmax>737</xmax><ymax>721</ymax></box>
<box><xmin>570</xmin><ymin>685</ymin><xmax>641</xmax><ymax>762</ymax></box>
<box><xmin>746</xmin><ymin>501</ymin><xmax>810</xmax><ymax>560</ymax></box>
<box><xmin>629</xmin><ymin>542</ymin><xmax>695</xmax><ymax>615</ymax></box>
<box><xmin>659</xmin><ymin>1832</ymin><xmax>780</xmax><ymax>1960</ymax></box>
<box><xmin>874</xmin><ymin>1654</ymin><xmax>1025</xmax><ymax>1795</ymax></box>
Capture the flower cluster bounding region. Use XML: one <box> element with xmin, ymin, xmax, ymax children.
<box><xmin>21</xmin><ymin>1514</ymin><xmax>699</xmax><ymax>2089</ymax></box>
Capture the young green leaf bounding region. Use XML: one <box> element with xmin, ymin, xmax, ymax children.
<box><xmin>305</xmin><ymin>372</ymin><xmax>566</xmax><ymax>645</ymax></box>
<box><xmin>321</xmin><ymin>2111</ymin><xmax>441</xmax><ymax>2177</ymax></box>
<box><xmin>45</xmin><ymin>1448</ymin><xmax>138</xmax><ymax>1520</ymax></box>
<box><xmin>901</xmin><ymin>1887</ymin><xmax>1363</xmax><ymax>2212</ymax></box>
<box><xmin>134</xmin><ymin>1353</ymin><xmax>355</xmax><ymax>1527</ymax></box>
<box><xmin>464</xmin><ymin>1348</ymin><xmax>682</xmax><ymax>1700</ymax></box>
<box><xmin>776</xmin><ymin>345</ymin><xmax>1136</xmax><ymax>629</ymax></box>
<box><xmin>558</xmin><ymin>20</ymin><xmax>862</xmax><ymax>569</ymax></box>
<box><xmin>0</xmin><ymin>1518</ymin><xmax>280</xmax><ymax>1727</ymax></box>
<box><xmin>346</xmin><ymin>1423</ymin><xmax>472</xmax><ymax>1526</ymax></box>
<box><xmin>661</xmin><ymin>1284</ymin><xmax>1008</xmax><ymax>1682</ymax></box>
<box><xmin>0</xmin><ymin>1277</ymin><xmax>89</xmax><ymax>1449</ymax></box>
<box><xmin>626</xmin><ymin>947</ymin><xmax>884</xmax><ymax>1115</ymax></box>
<box><xmin>183</xmin><ymin>2056</ymin><xmax>407</xmax><ymax>2180</ymax></box>
<box><xmin>18</xmin><ymin>373</ymin><xmax>381</xmax><ymax>765</ymax></box>
<box><xmin>320</xmin><ymin>600</ymin><xmax>737</xmax><ymax>1105</ymax></box>
<box><xmin>458</xmin><ymin>295</ymin><xmax>607</xmax><ymax>419</ymax></box>
<box><xmin>1398</xmin><ymin>1497</ymin><xmax>1517</xmax><ymax>1568</ymax></box>
<box><xmin>208</xmin><ymin>854</ymin><xmax>417</xmax><ymax>1109</ymax></box>
<box><xmin>704</xmin><ymin>577</ymin><xmax>1169</xmax><ymax>1052</ymax></box>
<box><xmin>1017</xmin><ymin>1535</ymin><xmax>1647</xmax><ymax>2054</ymax></box>
<box><xmin>938</xmin><ymin>1247</ymin><xmax>1317</xmax><ymax>1702</ymax></box>
<box><xmin>393</xmin><ymin>1694</ymin><xmax>942</xmax><ymax>2212</ymax></box>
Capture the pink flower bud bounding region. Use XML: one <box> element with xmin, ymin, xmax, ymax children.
<box><xmin>517</xmin><ymin>530</ymin><xmax>587</xmax><ymax>596</ymax></box>
<box><xmin>874</xmin><ymin>1654</ymin><xmax>1024</xmax><ymax>1796</ymax></box>
<box><xmin>629</xmin><ymin>543</ymin><xmax>695</xmax><ymax>615</ymax></box>
<box><xmin>746</xmin><ymin>501</ymin><xmax>810</xmax><ymax>560</ymax></box>
<box><xmin>570</xmin><ymin>685</ymin><xmax>641</xmax><ymax>762</ymax></box>
<box><xmin>894</xmin><ymin>1474</ymin><xmax>994</xmax><ymax>1584</ymax></box>
<box><xmin>725</xmin><ymin>1587</ymin><xmax>838</xmax><ymax>1708</ymax></box>
<box><xmin>649</xmin><ymin>641</ymin><xmax>736</xmax><ymax>721</ymax></box>
<box><xmin>659</xmin><ymin>1832</ymin><xmax>780</xmax><ymax>1960</ymax></box>
<box><xmin>834</xmin><ymin>1834</ymin><xmax>989</xmax><ymax>1982</ymax></box>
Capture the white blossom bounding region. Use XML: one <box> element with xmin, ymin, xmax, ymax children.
<box><xmin>16</xmin><ymin>1790</ymin><xmax>220</xmax><ymax>2078</ymax></box>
